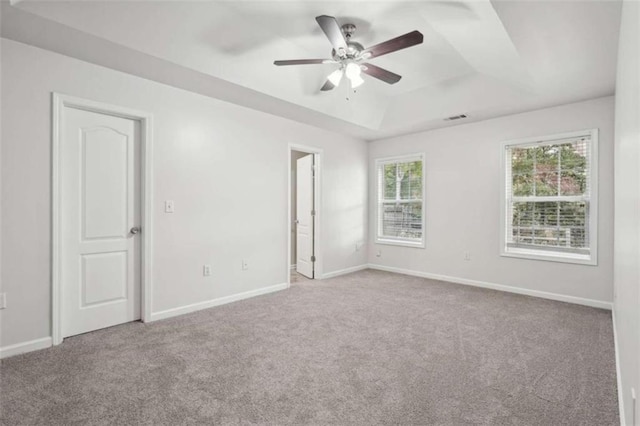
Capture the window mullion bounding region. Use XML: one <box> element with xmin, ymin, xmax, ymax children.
<box><xmin>557</xmin><ymin>152</ymin><xmax>561</xmax><ymax>246</ymax></box>
<box><xmin>395</xmin><ymin>163</ymin><xmax>401</xmax><ymax>203</ymax></box>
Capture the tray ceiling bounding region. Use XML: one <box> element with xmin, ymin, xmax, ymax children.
<box><xmin>2</xmin><ymin>0</ymin><xmax>622</xmax><ymax>140</ymax></box>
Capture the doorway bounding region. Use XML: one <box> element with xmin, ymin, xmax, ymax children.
<box><xmin>288</xmin><ymin>145</ymin><xmax>322</xmax><ymax>284</ymax></box>
<box><xmin>52</xmin><ymin>94</ymin><xmax>153</xmax><ymax>345</ymax></box>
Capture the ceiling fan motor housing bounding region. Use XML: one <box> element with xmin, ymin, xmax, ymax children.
<box><xmin>330</xmin><ymin>23</ymin><xmax>363</xmax><ymax>61</ymax></box>
<box><xmin>332</xmin><ymin>41</ymin><xmax>365</xmax><ymax>61</ymax></box>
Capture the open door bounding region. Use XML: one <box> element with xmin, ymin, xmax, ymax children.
<box><xmin>296</xmin><ymin>154</ymin><xmax>314</xmax><ymax>278</ymax></box>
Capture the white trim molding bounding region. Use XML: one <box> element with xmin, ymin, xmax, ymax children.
<box><xmin>0</xmin><ymin>337</ymin><xmax>52</xmax><ymax>359</ymax></box>
<box><xmin>321</xmin><ymin>264</ymin><xmax>368</xmax><ymax>279</ymax></box>
<box><xmin>0</xmin><ymin>282</ymin><xmax>284</xmax><ymax>358</ymax></box>
<box><xmin>51</xmin><ymin>93</ymin><xmax>154</xmax><ymax>346</ymax></box>
<box><xmin>367</xmin><ymin>264</ymin><xmax>612</xmax><ymax>310</ymax></box>
<box><xmin>612</xmin><ymin>310</ymin><xmax>626</xmax><ymax>426</ymax></box>
<box><xmin>150</xmin><ymin>283</ymin><xmax>288</xmax><ymax>322</ymax></box>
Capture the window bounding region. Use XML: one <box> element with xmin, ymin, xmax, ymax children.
<box><xmin>501</xmin><ymin>129</ymin><xmax>598</xmax><ymax>265</ymax></box>
<box><xmin>376</xmin><ymin>154</ymin><xmax>425</xmax><ymax>247</ymax></box>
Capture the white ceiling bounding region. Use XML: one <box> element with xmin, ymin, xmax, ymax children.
<box><xmin>1</xmin><ymin>0</ymin><xmax>621</xmax><ymax>140</ymax></box>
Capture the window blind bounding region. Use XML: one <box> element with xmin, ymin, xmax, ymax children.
<box><xmin>376</xmin><ymin>156</ymin><xmax>424</xmax><ymax>244</ymax></box>
<box><xmin>505</xmin><ymin>135</ymin><xmax>591</xmax><ymax>256</ymax></box>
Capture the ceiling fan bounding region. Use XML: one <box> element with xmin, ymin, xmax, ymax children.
<box><xmin>274</xmin><ymin>15</ymin><xmax>424</xmax><ymax>91</ymax></box>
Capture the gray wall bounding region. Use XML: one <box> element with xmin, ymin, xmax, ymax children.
<box><xmin>368</xmin><ymin>96</ymin><xmax>615</xmax><ymax>305</ymax></box>
<box><xmin>0</xmin><ymin>39</ymin><xmax>368</xmax><ymax>349</ymax></box>
<box><xmin>613</xmin><ymin>1</ymin><xmax>640</xmax><ymax>424</ymax></box>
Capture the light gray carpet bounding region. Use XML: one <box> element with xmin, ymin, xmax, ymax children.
<box><xmin>1</xmin><ymin>270</ymin><xmax>618</xmax><ymax>425</ymax></box>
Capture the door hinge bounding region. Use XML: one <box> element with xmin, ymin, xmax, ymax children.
<box><xmin>311</xmin><ymin>255</ymin><xmax>316</xmax><ymax>262</ymax></box>
<box><xmin>311</xmin><ymin>210</ymin><xmax>316</xmax><ymax>216</ymax></box>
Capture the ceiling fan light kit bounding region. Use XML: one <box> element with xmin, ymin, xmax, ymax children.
<box><xmin>327</xmin><ymin>68</ymin><xmax>344</xmax><ymax>86</ymax></box>
<box><xmin>274</xmin><ymin>15</ymin><xmax>424</xmax><ymax>92</ymax></box>
<box><xmin>345</xmin><ymin>62</ymin><xmax>364</xmax><ymax>88</ymax></box>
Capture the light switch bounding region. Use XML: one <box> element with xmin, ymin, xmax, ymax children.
<box><xmin>165</xmin><ymin>200</ymin><xmax>174</xmax><ymax>213</ymax></box>
<box><xmin>203</xmin><ymin>265</ymin><xmax>212</xmax><ymax>276</ymax></box>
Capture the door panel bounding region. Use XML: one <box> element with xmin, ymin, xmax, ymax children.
<box><xmin>82</xmin><ymin>128</ymin><xmax>129</xmax><ymax>239</ymax></box>
<box><xmin>61</xmin><ymin>107</ymin><xmax>140</xmax><ymax>338</ymax></box>
<box><xmin>296</xmin><ymin>154</ymin><xmax>314</xmax><ymax>279</ymax></box>
<box><xmin>81</xmin><ymin>252</ymin><xmax>128</xmax><ymax>306</ymax></box>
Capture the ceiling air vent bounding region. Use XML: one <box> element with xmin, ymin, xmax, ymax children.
<box><xmin>444</xmin><ymin>114</ymin><xmax>467</xmax><ymax>121</ymax></box>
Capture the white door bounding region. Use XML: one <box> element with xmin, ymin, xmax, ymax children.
<box><xmin>296</xmin><ymin>154</ymin><xmax>314</xmax><ymax>278</ymax></box>
<box><xmin>61</xmin><ymin>106</ymin><xmax>141</xmax><ymax>338</ymax></box>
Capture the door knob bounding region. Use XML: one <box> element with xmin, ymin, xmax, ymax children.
<box><xmin>130</xmin><ymin>227</ymin><xmax>140</xmax><ymax>235</ymax></box>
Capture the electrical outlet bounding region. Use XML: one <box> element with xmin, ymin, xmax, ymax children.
<box><xmin>376</xmin><ymin>250</ymin><xmax>382</xmax><ymax>258</ymax></box>
<box><xmin>242</xmin><ymin>259</ymin><xmax>249</xmax><ymax>270</ymax></box>
<box><xmin>0</xmin><ymin>293</ymin><xmax>6</xmax><ymax>309</ymax></box>
<box><xmin>203</xmin><ymin>265</ymin><xmax>212</xmax><ymax>277</ymax></box>
<box><xmin>164</xmin><ymin>200</ymin><xmax>174</xmax><ymax>213</ymax></box>
<box><xmin>355</xmin><ymin>242</ymin><xmax>363</xmax><ymax>252</ymax></box>
<box><xmin>464</xmin><ymin>251</ymin><xmax>471</xmax><ymax>261</ymax></box>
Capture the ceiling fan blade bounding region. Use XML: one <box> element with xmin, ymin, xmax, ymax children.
<box><xmin>274</xmin><ymin>59</ymin><xmax>334</xmax><ymax>66</ymax></box>
<box><xmin>315</xmin><ymin>15</ymin><xmax>348</xmax><ymax>51</ymax></box>
<box><xmin>320</xmin><ymin>80</ymin><xmax>336</xmax><ymax>91</ymax></box>
<box><xmin>361</xmin><ymin>63</ymin><xmax>402</xmax><ymax>84</ymax></box>
<box><xmin>361</xmin><ymin>30</ymin><xmax>424</xmax><ymax>59</ymax></box>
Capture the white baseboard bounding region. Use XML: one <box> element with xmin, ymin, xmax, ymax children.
<box><xmin>290</xmin><ymin>264</ymin><xmax>297</xmax><ymax>270</ymax></box>
<box><xmin>1</xmin><ymin>283</ymin><xmax>290</xmax><ymax>357</ymax></box>
<box><xmin>612</xmin><ymin>309</ymin><xmax>626</xmax><ymax>426</ymax></box>
<box><xmin>321</xmin><ymin>264</ymin><xmax>368</xmax><ymax>279</ymax></box>
<box><xmin>367</xmin><ymin>264</ymin><xmax>613</xmax><ymax>310</ymax></box>
<box><xmin>150</xmin><ymin>282</ymin><xmax>289</xmax><ymax>322</ymax></box>
<box><xmin>0</xmin><ymin>336</ymin><xmax>52</xmax><ymax>359</ymax></box>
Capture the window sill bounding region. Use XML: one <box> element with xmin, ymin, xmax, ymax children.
<box><xmin>376</xmin><ymin>238</ymin><xmax>425</xmax><ymax>249</ymax></box>
<box><xmin>501</xmin><ymin>248</ymin><xmax>596</xmax><ymax>266</ymax></box>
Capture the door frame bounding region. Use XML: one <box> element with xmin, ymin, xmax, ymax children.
<box><xmin>287</xmin><ymin>144</ymin><xmax>322</xmax><ymax>284</ymax></box>
<box><xmin>51</xmin><ymin>93</ymin><xmax>154</xmax><ymax>345</ymax></box>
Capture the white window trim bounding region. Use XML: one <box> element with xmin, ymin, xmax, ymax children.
<box><xmin>375</xmin><ymin>153</ymin><xmax>426</xmax><ymax>248</ymax></box>
<box><xmin>500</xmin><ymin>129</ymin><xmax>599</xmax><ymax>266</ymax></box>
